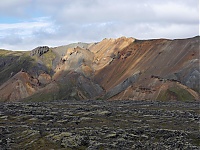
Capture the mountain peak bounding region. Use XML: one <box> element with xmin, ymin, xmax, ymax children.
<box><xmin>0</xmin><ymin>36</ymin><xmax>199</xmax><ymax>102</ymax></box>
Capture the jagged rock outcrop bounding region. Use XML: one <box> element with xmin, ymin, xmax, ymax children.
<box><xmin>30</xmin><ymin>46</ymin><xmax>49</xmax><ymax>56</ymax></box>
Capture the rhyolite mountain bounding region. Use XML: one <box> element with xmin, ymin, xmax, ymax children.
<box><xmin>0</xmin><ymin>36</ymin><xmax>199</xmax><ymax>102</ymax></box>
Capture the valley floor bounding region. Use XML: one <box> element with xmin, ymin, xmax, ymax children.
<box><xmin>0</xmin><ymin>100</ymin><xmax>199</xmax><ymax>149</ymax></box>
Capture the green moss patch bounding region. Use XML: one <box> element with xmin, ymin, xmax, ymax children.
<box><xmin>40</xmin><ymin>49</ymin><xmax>56</xmax><ymax>70</ymax></box>
<box><xmin>157</xmin><ymin>86</ymin><xmax>195</xmax><ymax>101</ymax></box>
<box><xmin>0</xmin><ymin>54</ymin><xmax>34</xmax><ymax>85</ymax></box>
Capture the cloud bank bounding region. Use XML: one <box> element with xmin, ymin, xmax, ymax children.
<box><xmin>0</xmin><ymin>0</ymin><xmax>199</xmax><ymax>50</ymax></box>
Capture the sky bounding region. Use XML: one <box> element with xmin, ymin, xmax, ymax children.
<box><xmin>0</xmin><ymin>0</ymin><xmax>199</xmax><ymax>50</ymax></box>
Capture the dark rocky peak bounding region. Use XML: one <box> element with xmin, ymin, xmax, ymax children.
<box><xmin>30</xmin><ymin>46</ymin><xmax>49</xmax><ymax>57</ymax></box>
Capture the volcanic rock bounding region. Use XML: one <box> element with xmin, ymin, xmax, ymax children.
<box><xmin>30</xmin><ymin>46</ymin><xmax>49</xmax><ymax>57</ymax></box>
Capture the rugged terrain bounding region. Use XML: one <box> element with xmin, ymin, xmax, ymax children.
<box><xmin>0</xmin><ymin>37</ymin><xmax>199</xmax><ymax>149</ymax></box>
<box><xmin>0</xmin><ymin>36</ymin><xmax>199</xmax><ymax>102</ymax></box>
<box><xmin>0</xmin><ymin>100</ymin><xmax>199</xmax><ymax>149</ymax></box>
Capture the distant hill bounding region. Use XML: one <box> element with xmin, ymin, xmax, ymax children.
<box><xmin>0</xmin><ymin>36</ymin><xmax>199</xmax><ymax>102</ymax></box>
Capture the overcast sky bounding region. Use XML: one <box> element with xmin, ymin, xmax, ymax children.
<box><xmin>0</xmin><ymin>0</ymin><xmax>199</xmax><ymax>50</ymax></box>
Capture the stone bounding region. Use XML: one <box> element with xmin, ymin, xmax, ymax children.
<box><xmin>30</xmin><ymin>46</ymin><xmax>49</xmax><ymax>57</ymax></box>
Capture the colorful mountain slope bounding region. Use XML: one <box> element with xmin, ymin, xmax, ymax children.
<box><xmin>0</xmin><ymin>36</ymin><xmax>199</xmax><ymax>102</ymax></box>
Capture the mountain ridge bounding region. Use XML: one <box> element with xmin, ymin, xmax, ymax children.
<box><xmin>0</xmin><ymin>36</ymin><xmax>199</xmax><ymax>102</ymax></box>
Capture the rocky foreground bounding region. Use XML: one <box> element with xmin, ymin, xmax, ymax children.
<box><xmin>0</xmin><ymin>100</ymin><xmax>199</xmax><ymax>150</ymax></box>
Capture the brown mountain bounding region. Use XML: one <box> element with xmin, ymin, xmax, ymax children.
<box><xmin>0</xmin><ymin>36</ymin><xmax>199</xmax><ymax>102</ymax></box>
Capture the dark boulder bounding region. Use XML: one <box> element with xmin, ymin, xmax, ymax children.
<box><xmin>30</xmin><ymin>46</ymin><xmax>49</xmax><ymax>57</ymax></box>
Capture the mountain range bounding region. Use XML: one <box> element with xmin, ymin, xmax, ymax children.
<box><xmin>0</xmin><ymin>36</ymin><xmax>199</xmax><ymax>102</ymax></box>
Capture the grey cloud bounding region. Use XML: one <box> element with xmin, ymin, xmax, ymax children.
<box><xmin>0</xmin><ymin>35</ymin><xmax>22</xmax><ymax>45</ymax></box>
<box><xmin>0</xmin><ymin>0</ymin><xmax>32</xmax><ymax>17</ymax></box>
<box><xmin>0</xmin><ymin>0</ymin><xmax>199</xmax><ymax>50</ymax></box>
<box><xmin>35</xmin><ymin>0</ymin><xmax>198</xmax><ymax>24</ymax></box>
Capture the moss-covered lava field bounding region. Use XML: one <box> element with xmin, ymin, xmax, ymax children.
<box><xmin>0</xmin><ymin>100</ymin><xmax>199</xmax><ymax>149</ymax></box>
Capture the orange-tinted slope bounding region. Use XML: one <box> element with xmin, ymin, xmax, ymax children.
<box><xmin>0</xmin><ymin>72</ymin><xmax>40</xmax><ymax>102</ymax></box>
<box><xmin>89</xmin><ymin>37</ymin><xmax>134</xmax><ymax>70</ymax></box>
<box><xmin>95</xmin><ymin>36</ymin><xmax>199</xmax><ymax>100</ymax></box>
